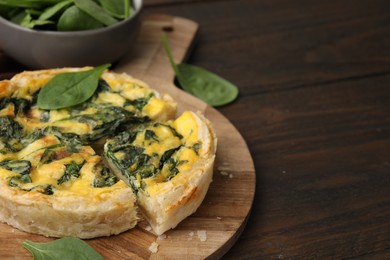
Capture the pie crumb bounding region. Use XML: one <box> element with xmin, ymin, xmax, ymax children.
<box><xmin>197</xmin><ymin>230</ymin><xmax>207</xmax><ymax>242</ymax></box>
<box><xmin>149</xmin><ymin>242</ymin><xmax>159</xmax><ymax>253</ymax></box>
<box><xmin>219</xmin><ymin>171</ymin><xmax>228</xmax><ymax>176</ymax></box>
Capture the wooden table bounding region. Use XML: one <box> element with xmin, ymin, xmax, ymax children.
<box><xmin>1</xmin><ymin>0</ymin><xmax>390</xmax><ymax>259</ymax></box>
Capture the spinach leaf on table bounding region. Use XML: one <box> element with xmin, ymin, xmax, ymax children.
<box><xmin>161</xmin><ymin>33</ymin><xmax>239</xmax><ymax>107</ymax></box>
<box><xmin>23</xmin><ymin>237</ymin><xmax>103</xmax><ymax>260</ymax></box>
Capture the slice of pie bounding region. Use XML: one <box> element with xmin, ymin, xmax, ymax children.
<box><xmin>105</xmin><ymin>111</ymin><xmax>217</xmax><ymax>235</ymax></box>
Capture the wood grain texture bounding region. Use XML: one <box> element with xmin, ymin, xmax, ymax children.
<box><xmin>1</xmin><ymin>0</ymin><xmax>390</xmax><ymax>258</ymax></box>
<box><xmin>0</xmin><ymin>14</ymin><xmax>255</xmax><ymax>259</ymax></box>
<box><xmin>143</xmin><ymin>0</ymin><xmax>390</xmax><ymax>93</ymax></box>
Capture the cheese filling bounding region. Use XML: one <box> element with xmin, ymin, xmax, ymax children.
<box><xmin>104</xmin><ymin>112</ymin><xmax>201</xmax><ymax>194</ymax></box>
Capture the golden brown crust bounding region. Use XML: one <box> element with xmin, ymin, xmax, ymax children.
<box><xmin>0</xmin><ymin>177</ymin><xmax>138</xmax><ymax>239</ymax></box>
<box><xmin>0</xmin><ymin>80</ymin><xmax>11</xmax><ymax>98</ymax></box>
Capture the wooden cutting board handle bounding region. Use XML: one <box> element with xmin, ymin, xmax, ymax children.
<box><xmin>115</xmin><ymin>14</ymin><xmax>209</xmax><ymax>115</ymax></box>
<box><xmin>115</xmin><ymin>14</ymin><xmax>198</xmax><ymax>87</ymax></box>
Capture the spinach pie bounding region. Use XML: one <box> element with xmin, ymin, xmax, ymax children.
<box><xmin>0</xmin><ymin>67</ymin><xmax>216</xmax><ymax>238</ymax></box>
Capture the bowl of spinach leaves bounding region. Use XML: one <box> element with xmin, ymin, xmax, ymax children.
<box><xmin>0</xmin><ymin>0</ymin><xmax>142</xmax><ymax>69</ymax></box>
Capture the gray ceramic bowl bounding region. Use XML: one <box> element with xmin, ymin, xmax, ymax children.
<box><xmin>0</xmin><ymin>0</ymin><xmax>142</xmax><ymax>69</ymax></box>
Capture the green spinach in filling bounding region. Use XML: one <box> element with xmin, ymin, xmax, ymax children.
<box><xmin>105</xmin><ymin>124</ymin><xmax>191</xmax><ymax>192</ymax></box>
<box><xmin>0</xmin><ymin>78</ymin><xmax>156</xmax><ymax>194</ymax></box>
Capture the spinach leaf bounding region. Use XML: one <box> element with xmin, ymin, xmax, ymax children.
<box><xmin>161</xmin><ymin>33</ymin><xmax>239</xmax><ymax>107</ymax></box>
<box><xmin>38</xmin><ymin>0</ymin><xmax>72</xmax><ymax>21</ymax></box>
<box><xmin>93</xmin><ymin>166</ymin><xmax>118</xmax><ymax>188</ymax></box>
<box><xmin>9</xmin><ymin>182</ymin><xmax>54</xmax><ymax>194</ymax></box>
<box><xmin>144</xmin><ymin>129</ymin><xmax>158</xmax><ymax>141</ymax></box>
<box><xmin>0</xmin><ymin>160</ymin><xmax>31</xmax><ymax>175</ymax></box>
<box><xmin>0</xmin><ymin>1</ymin><xmax>69</xmax><ymax>7</ymax></box>
<box><xmin>66</xmin><ymin>137</ymin><xmax>83</xmax><ymax>153</ymax></box>
<box><xmin>0</xmin><ymin>117</ymin><xmax>25</xmax><ymax>153</ymax></box>
<box><xmin>0</xmin><ymin>117</ymin><xmax>23</xmax><ymax>140</ymax></box>
<box><xmin>164</xmin><ymin>158</ymin><xmax>188</xmax><ymax>182</ymax></box>
<box><xmin>40</xmin><ymin>149</ymin><xmax>57</xmax><ymax>164</ymax></box>
<box><xmin>159</xmin><ymin>146</ymin><xmax>181</xmax><ymax>169</ymax></box>
<box><xmin>124</xmin><ymin>96</ymin><xmax>151</xmax><ymax>111</ymax></box>
<box><xmin>192</xmin><ymin>143</ymin><xmax>200</xmax><ymax>154</ymax></box>
<box><xmin>10</xmin><ymin>9</ymin><xmax>53</xmax><ymax>28</ymax></box>
<box><xmin>57</xmin><ymin>160</ymin><xmax>85</xmax><ymax>185</ymax></box>
<box><xmin>57</xmin><ymin>5</ymin><xmax>104</xmax><ymax>31</ymax></box>
<box><xmin>37</xmin><ymin>64</ymin><xmax>110</xmax><ymax>110</ymax></box>
<box><xmin>74</xmin><ymin>0</ymin><xmax>118</xmax><ymax>26</ymax></box>
<box><xmin>99</xmin><ymin>0</ymin><xmax>133</xmax><ymax>19</ymax></box>
<box><xmin>111</xmin><ymin>130</ymin><xmax>138</xmax><ymax>146</ymax></box>
<box><xmin>76</xmin><ymin>105</ymin><xmax>148</xmax><ymax>142</ymax></box>
<box><xmin>23</xmin><ymin>237</ymin><xmax>103</xmax><ymax>260</ymax></box>
<box><xmin>115</xmin><ymin>146</ymin><xmax>145</xmax><ymax>166</ymax></box>
<box><xmin>124</xmin><ymin>0</ymin><xmax>132</xmax><ymax>18</ymax></box>
<box><xmin>30</xmin><ymin>184</ymin><xmax>55</xmax><ymax>195</ymax></box>
<box><xmin>1</xmin><ymin>160</ymin><xmax>33</xmax><ymax>187</ymax></box>
<box><xmin>0</xmin><ymin>0</ymin><xmax>134</xmax><ymax>31</ymax></box>
<box><xmin>178</xmin><ymin>63</ymin><xmax>239</xmax><ymax>106</ymax></box>
<box><xmin>0</xmin><ymin>97</ymin><xmax>30</xmax><ymax>115</ymax></box>
<box><xmin>96</xmin><ymin>78</ymin><xmax>112</xmax><ymax>92</ymax></box>
<box><xmin>105</xmin><ymin>145</ymin><xmax>151</xmax><ymax>175</ymax></box>
<box><xmin>0</xmin><ymin>121</ymin><xmax>48</xmax><ymax>154</ymax></box>
<box><xmin>9</xmin><ymin>174</ymin><xmax>32</xmax><ymax>187</ymax></box>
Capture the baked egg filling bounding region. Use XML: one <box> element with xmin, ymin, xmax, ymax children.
<box><xmin>104</xmin><ymin>111</ymin><xmax>202</xmax><ymax>194</ymax></box>
<box><xmin>0</xmin><ymin>69</ymin><xmax>176</xmax><ymax>198</ymax></box>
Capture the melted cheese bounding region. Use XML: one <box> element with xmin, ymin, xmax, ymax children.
<box><xmin>173</xmin><ymin>111</ymin><xmax>199</xmax><ymax>144</ymax></box>
<box><xmin>144</xmin><ymin>112</ymin><xmax>202</xmax><ymax>195</ymax></box>
<box><xmin>132</xmin><ymin>124</ymin><xmax>181</xmax><ymax>156</ymax></box>
<box><xmin>18</xmin><ymin>135</ymin><xmax>61</xmax><ymax>161</ymax></box>
<box><xmin>108</xmin><ymin>111</ymin><xmax>202</xmax><ymax>197</ymax></box>
<box><xmin>95</xmin><ymin>92</ymin><xmax>126</xmax><ymax>107</ymax></box>
<box><xmin>143</xmin><ymin>97</ymin><xmax>169</xmax><ymax>119</ymax></box>
<box><xmin>176</xmin><ymin>147</ymin><xmax>198</xmax><ymax>172</ymax></box>
<box><xmin>63</xmin><ymin>159</ymin><xmax>128</xmax><ymax>198</ymax></box>
<box><xmin>121</xmin><ymin>83</ymin><xmax>152</xmax><ymax>100</ymax></box>
<box><xmin>0</xmin><ymin>103</ymin><xmax>14</xmax><ymax>117</ymax></box>
<box><xmin>0</xmin><ymin>168</ymin><xmax>17</xmax><ymax>180</ymax></box>
<box><xmin>48</xmin><ymin>109</ymin><xmax>70</xmax><ymax>121</ymax></box>
<box><xmin>3</xmin><ymin>136</ymin><xmax>125</xmax><ymax>198</ymax></box>
<box><xmin>0</xmin><ymin>80</ymin><xmax>13</xmax><ymax>98</ymax></box>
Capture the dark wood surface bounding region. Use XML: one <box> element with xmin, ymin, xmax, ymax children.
<box><xmin>1</xmin><ymin>0</ymin><xmax>390</xmax><ymax>259</ymax></box>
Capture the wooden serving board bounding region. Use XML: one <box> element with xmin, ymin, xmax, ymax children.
<box><xmin>0</xmin><ymin>14</ymin><xmax>256</xmax><ymax>259</ymax></box>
